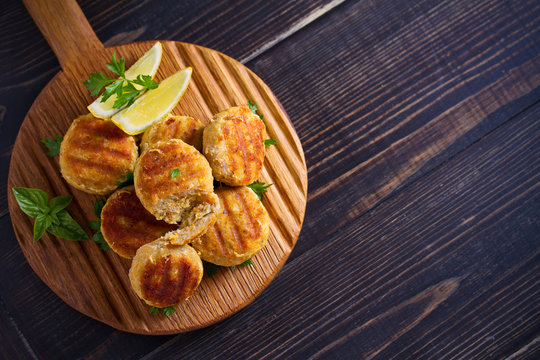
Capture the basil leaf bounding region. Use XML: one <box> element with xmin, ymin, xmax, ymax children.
<box><xmin>47</xmin><ymin>210</ymin><xmax>89</xmax><ymax>241</ymax></box>
<box><xmin>12</xmin><ymin>187</ymin><xmax>48</xmax><ymax>217</ymax></box>
<box><xmin>88</xmin><ymin>220</ymin><xmax>101</xmax><ymax>232</ymax></box>
<box><xmin>34</xmin><ymin>214</ymin><xmax>52</xmax><ymax>242</ymax></box>
<box><xmin>49</xmin><ymin>195</ymin><xmax>72</xmax><ymax>214</ymax></box>
<box><xmin>93</xmin><ymin>199</ymin><xmax>105</xmax><ymax>218</ymax></box>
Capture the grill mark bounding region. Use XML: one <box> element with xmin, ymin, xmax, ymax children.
<box><xmin>222</xmin><ymin>190</ymin><xmax>246</xmax><ymax>252</ymax></box>
<box><xmin>211</xmin><ymin>222</ymin><xmax>227</xmax><ymax>256</ymax></box>
<box><xmin>173</xmin><ymin>259</ymin><xmax>187</xmax><ymax>302</ymax></box>
<box><xmin>70</xmin><ymin>140</ymin><xmax>135</xmax><ymax>160</ymax></box>
<box><xmin>230</xmin><ymin>119</ymin><xmax>250</xmax><ymax>183</ymax></box>
<box><xmin>235</xmin><ymin>190</ymin><xmax>258</xmax><ymax>239</ymax></box>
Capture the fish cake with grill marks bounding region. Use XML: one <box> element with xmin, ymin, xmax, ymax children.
<box><xmin>134</xmin><ymin>139</ymin><xmax>217</xmax><ymax>226</ymax></box>
<box><xmin>100</xmin><ymin>186</ymin><xmax>178</xmax><ymax>258</ymax></box>
<box><xmin>203</xmin><ymin>106</ymin><xmax>265</xmax><ymax>186</ymax></box>
<box><xmin>140</xmin><ymin>115</ymin><xmax>205</xmax><ymax>153</ymax></box>
<box><xmin>60</xmin><ymin>114</ymin><xmax>138</xmax><ymax>195</ymax></box>
<box><xmin>191</xmin><ymin>186</ymin><xmax>269</xmax><ymax>266</ymax></box>
<box><xmin>129</xmin><ymin>240</ymin><xmax>203</xmax><ymax>307</ymax></box>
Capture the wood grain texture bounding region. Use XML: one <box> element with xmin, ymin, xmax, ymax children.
<box><xmin>7</xmin><ymin>0</ymin><xmax>307</xmax><ymax>335</ymax></box>
<box><xmin>143</xmin><ymin>97</ymin><xmax>540</xmax><ymax>360</ymax></box>
<box><xmin>0</xmin><ymin>0</ymin><xmax>539</xmax><ymax>358</ymax></box>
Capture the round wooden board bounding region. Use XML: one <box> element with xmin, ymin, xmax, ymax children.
<box><xmin>7</xmin><ymin>40</ymin><xmax>307</xmax><ymax>334</ymax></box>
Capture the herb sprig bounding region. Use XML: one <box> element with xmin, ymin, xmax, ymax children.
<box><xmin>88</xmin><ymin>199</ymin><xmax>110</xmax><ymax>250</ymax></box>
<box><xmin>170</xmin><ymin>168</ymin><xmax>180</xmax><ymax>178</ymax></box>
<box><xmin>83</xmin><ymin>53</ymin><xmax>159</xmax><ymax>109</ymax></box>
<box><xmin>264</xmin><ymin>139</ymin><xmax>278</xmax><ymax>146</ymax></box>
<box><xmin>41</xmin><ymin>135</ymin><xmax>62</xmax><ymax>157</ymax></box>
<box><xmin>149</xmin><ymin>305</ymin><xmax>176</xmax><ymax>316</ymax></box>
<box><xmin>247</xmin><ymin>100</ymin><xmax>264</xmax><ymax>120</ymax></box>
<box><xmin>12</xmin><ymin>187</ymin><xmax>88</xmax><ymax>242</ymax></box>
<box><xmin>116</xmin><ymin>171</ymin><xmax>134</xmax><ymax>188</ymax></box>
<box><xmin>247</xmin><ymin>182</ymin><xmax>273</xmax><ymax>200</ymax></box>
<box><xmin>204</xmin><ymin>259</ymin><xmax>253</xmax><ymax>277</ymax></box>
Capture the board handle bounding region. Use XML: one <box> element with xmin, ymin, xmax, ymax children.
<box><xmin>22</xmin><ymin>0</ymin><xmax>104</xmax><ymax>71</ymax></box>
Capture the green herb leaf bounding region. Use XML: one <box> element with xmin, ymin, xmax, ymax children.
<box><xmin>240</xmin><ymin>258</ymin><xmax>253</xmax><ymax>267</ymax></box>
<box><xmin>92</xmin><ymin>231</ymin><xmax>110</xmax><ymax>250</ymax></box>
<box><xmin>89</xmin><ymin>200</ymin><xmax>109</xmax><ymax>250</ymax></box>
<box><xmin>148</xmin><ymin>306</ymin><xmax>160</xmax><ymax>315</ymax></box>
<box><xmin>203</xmin><ymin>261</ymin><xmax>221</xmax><ymax>277</ymax></box>
<box><xmin>170</xmin><ymin>168</ymin><xmax>180</xmax><ymax>178</ymax></box>
<box><xmin>161</xmin><ymin>306</ymin><xmax>176</xmax><ymax>316</ymax></box>
<box><xmin>88</xmin><ymin>220</ymin><xmax>101</xmax><ymax>232</ymax></box>
<box><xmin>247</xmin><ymin>182</ymin><xmax>273</xmax><ymax>200</ymax></box>
<box><xmin>41</xmin><ymin>135</ymin><xmax>62</xmax><ymax>156</ymax></box>
<box><xmin>34</xmin><ymin>214</ymin><xmax>52</xmax><ymax>242</ymax></box>
<box><xmin>82</xmin><ymin>72</ymin><xmax>116</xmax><ymax>96</ymax></box>
<box><xmin>93</xmin><ymin>199</ymin><xmax>105</xmax><ymax>218</ymax></box>
<box><xmin>247</xmin><ymin>100</ymin><xmax>258</xmax><ymax>113</ymax></box>
<box><xmin>116</xmin><ymin>171</ymin><xmax>134</xmax><ymax>188</ymax></box>
<box><xmin>12</xmin><ymin>187</ymin><xmax>48</xmax><ymax>217</ymax></box>
<box><xmin>84</xmin><ymin>52</ymin><xmax>159</xmax><ymax>109</ymax></box>
<box><xmin>47</xmin><ymin>210</ymin><xmax>89</xmax><ymax>241</ymax></box>
<box><xmin>49</xmin><ymin>195</ymin><xmax>72</xmax><ymax>215</ymax></box>
<box><xmin>264</xmin><ymin>139</ymin><xmax>278</xmax><ymax>146</ymax></box>
<box><xmin>132</xmin><ymin>74</ymin><xmax>159</xmax><ymax>89</ymax></box>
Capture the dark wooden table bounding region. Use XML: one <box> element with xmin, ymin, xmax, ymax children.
<box><xmin>1</xmin><ymin>0</ymin><xmax>539</xmax><ymax>359</ymax></box>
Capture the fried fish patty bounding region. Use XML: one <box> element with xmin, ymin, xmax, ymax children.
<box><xmin>100</xmin><ymin>186</ymin><xmax>178</xmax><ymax>258</ymax></box>
<box><xmin>140</xmin><ymin>115</ymin><xmax>205</xmax><ymax>153</ymax></box>
<box><xmin>134</xmin><ymin>139</ymin><xmax>217</xmax><ymax>225</ymax></box>
<box><xmin>191</xmin><ymin>186</ymin><xmax>270</xmax><ymax>266</ymax></box>
<box><xmin>59</xmin><ymin>114</ymin><xmax>138</xmax><ymax>195</ymax></box>
<box><xmin>203</xmin><ymin>106</ymin><xmax>265</xmax><ymax>186</ymax></box>
<box><xmin>129</xmin><ymin>240</ymin><xmax>203</xmax><ymax>307</ymax></box>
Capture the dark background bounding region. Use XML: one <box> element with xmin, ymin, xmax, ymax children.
<box><xmin>1</xmin><ymin>0</ymin><xmax>539</xmax><ymax>359</ymax></box>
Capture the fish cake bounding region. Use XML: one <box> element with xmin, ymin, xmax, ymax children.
<box><xmin>140</xmin><ymin>115</ymin><xmax>205</xmax><ymax>153</ymax></box>
<box><xmin>100</xmin><ymin>186</ymin><xmax>178</xmax><ymax>258</ymax></box>
<box><xmin>191</xmin><ymin>186</ymin><xmax>270</xmax><ymax>266</ymax></box>
<box><xmin>60</xmin><ymin>114</ymin><xmax>138</xmax><ymax>195</ymax></box>
<box><xmin>203</xmin><ymin>106</ymin><xmax>265</xmax><ymax>186</ymax></box>
<box><xmin>134</xmin><ymin>139</ymin><xmax>219</xmax><ymax>228</ymax></box>
<box><xmin>129</xmin><ymin>240</ymin><xmax>203</xmax><ymax>307</ymax></box>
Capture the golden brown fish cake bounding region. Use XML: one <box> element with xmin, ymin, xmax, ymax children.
<box><xmin>191</xmin><ymin>186</ymin><xmax>270</xmax><ymax>266</ymax></box>
<box><xmin>203</xmin><ymin>106</ymin><xmax>266</xmax><ymax>186</ymax></box>
<box><xmin>134</xmin><ymin>139</ymin><xmax>218</xmax><ymax>226</ymax></box>
<box><xmin>140</xmin><ymin>115</ymin><xmax>205</xmax><ymax>153</ymax></box>
<box><xmin>100</xmin><ymin>186</ymin><xmax>178</xmax><ymax>258</ymax></box>
<box><xmin>129</xmin><ymin>240</ymin><xmax>203</xmax><ymax>307</ymax></box>
<box><xmin>59</xmin><ymin>114</ymin><xmax>138</xmax><ymax>195</ymax></box>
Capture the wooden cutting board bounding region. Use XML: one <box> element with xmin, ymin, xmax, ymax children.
<box><xmin>7</xmin><ymin>0</ymin><xmax>307</xmax><ymax>335</ymax></box>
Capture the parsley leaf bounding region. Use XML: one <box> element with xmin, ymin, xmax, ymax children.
<box><xmin>247</xmin><ymin>100</ymin><xmax>265</xmax><ymax>120</ymax></box>
<box><xmin>83</xmin><ymin>52</ymin><xmax>160</xmax><ymax>109</ymax></box>
<box><xmin>12</xmin><ymin>187</ymin><xmax>88</xmax><ymax>242</ymax></box>
<box><xmin>89</xmin><ymin>199</ymin><xmax>110</xmax><ymax>250</ymax></box>
<box><xmin>247</xmin><ymin>182</ymin><xmax>273</xmax><ymax>200</ymax></box>
<box><xmin>148</xmin><ymin>305</ymin><xmax>176</xmax><ymax>316</ymax></box>
<box><xmin>170</xmin><ymin>168</ymin><xmax>180</xmax><ymax>178</ymax></box>
<box><xmin>240</xmin><ymin>258</ymin><xmax>253</xmax><ymax>267</ymax></box>
<box><xmin>116</xmin><ymin>171</ymin><xmax>134</xmax><ymax>188</ymax></box>
<box><xmin>148</xmin><ymin>306</ymin><xmax>160</xmax><ymax>315</ymax></box>
<box><xmin>264</xmin><ymin>139</ymin><xmax>278</xmax><ymax>146</ymax></box>
<box><xmin>41</xmin><ymin>135</ymin><xmax>62</xmax><ymax>157</ymax></box>
<box><xmin>203</xmin><ymin>261</ymin><xmax>221</xmax><ymax>277</ymax></box>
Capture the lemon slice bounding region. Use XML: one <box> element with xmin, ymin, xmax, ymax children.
<box><xmin>88</xmin><ymin>42</ymin><xmax>163</xmax><ymax>119</ymax></box>
<box><xmin>111</xmin><ymin>67</ymin><xmax>192</xmax><ymax>135</ymax></box>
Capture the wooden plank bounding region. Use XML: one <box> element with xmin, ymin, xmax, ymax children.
<box><xmin>138</xmin><ymin>96</ymin><xmax>540</xmax><ymax>360</ymax></box>
<box><xmin>0</xmin><ymin>296</ymin><xmax>38</xmax><ymax>360</ymax></box>
<box><xmin>245</xmin><ymin>0</ymin><xmax>540</xmax><ymax>261</ymax></box>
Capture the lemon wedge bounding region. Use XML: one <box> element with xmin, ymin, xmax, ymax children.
<box><xmin>88</xmin><ymin>42</ymin><xmax>163</xmax><ymax>119</ymax></box>
<box><xmin>111</xmin><ymin>67</ymin><xmax>192</xmax><ymax>135</ymax></box>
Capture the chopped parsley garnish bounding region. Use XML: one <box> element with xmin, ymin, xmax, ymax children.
<box><xmin>88</xmin><ymin>199</ymin><xmax>110</xmax><ymax>250</ymax></box>
<box><xmin>116</xmin><ymin>171</ymin><xmax>134</xmax><ymax>188</ymax></box>
<box><xmin>247</xmin><ymin>182</ymin><xmax>273</xmax><ymax>200</ymax></box>
<box><xmin>170</xmin><ymin>168</ymin><xmax>180</xmax><ymax>178</ymax></box>
<box><xmin>247</xmin><ymin>99</ymin><xmax>264</xmax><ymax>120</ymax></box>
<box><xmin>149</xmin><ymin>305</ymin><xmax>176</xmax><ymax>316</ymax></box>
<box><xmin>83</xmin><ymin>53</ymin><xmax>159</xmax><ymax>109</ymax></box>
<box><xmin>264</xmin><ymin>139</ymin><xmax>278</xmax><ymax>146</ymax></box>
<box><xmin>41</xmin><ymin>135</ymin><xmax>62</xmax><ymax>157</ymax></box>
